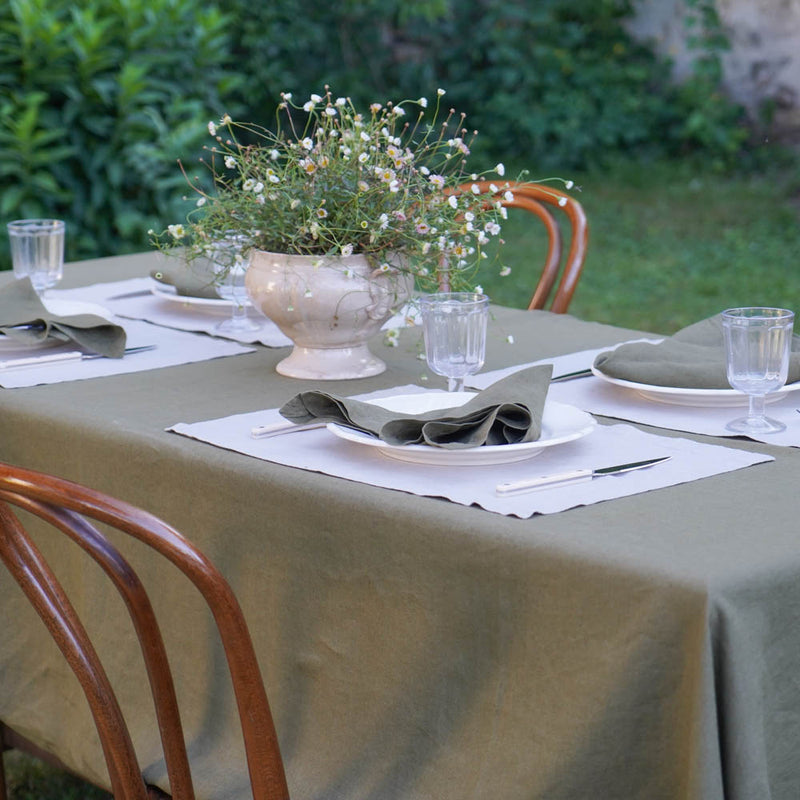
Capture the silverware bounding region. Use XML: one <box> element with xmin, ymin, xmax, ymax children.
<box><xmin>495</xmin><ymin>456</ymin><xmax>671</xmax><ymax>496</ymax></box>
<box><xmin>551</xmin><ymin>367</ymin><xmax>593</xmax><ymax>383</ymax></box>
<box><xmin>250</xmin><ymin>420</ymin><xmax>327</xmax><ymax>439</ymax></box>
<box><xmin>0</xmin><ymin>344</ymin><xmax>157</xmax><ymax>370</ymax></box>
<box><xmin>106</xmin><ymin>289</ymin><xmax>153</xmax><ymax>301</ymax></box>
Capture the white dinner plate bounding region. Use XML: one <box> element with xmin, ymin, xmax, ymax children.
<box><xmin>151</xmin><ymin>282</ymin><xmax>245</xmax><ymax>310</ymax></box>
<box><xmin>327</xmin><ymin>392</ymin><xmax>596</xmax><ymax>466</ymax></box>
<box><xmin>590</xmin><ymin>365</ymin><xmax>800</xmax><ymax>407</ymax></box>
<box><xmin>0</xmin><ymin>334</ymin><xmax>62</xmax><ymax>352</ymax></box>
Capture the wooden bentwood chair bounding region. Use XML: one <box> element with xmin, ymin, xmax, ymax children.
<box><xmin>456</xmin><ymin>180</ymin><xmax>588</xmax><ymax>314</ymax></box>
<box><xmin>0</xmin><ymin>462</ymin><xmax>289</xmax><ymax>800</ymax></box>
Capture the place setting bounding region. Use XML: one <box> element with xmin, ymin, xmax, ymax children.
<box><xmin>467</xmin><ymin>306</ymin><xmax>800</xmax><ymax>447</ymax></box>
<box><xmin>168</xmin><ymin>292</ymin><xmax>771</xmax><ymax>517</ymax></box>
<box><xmin>82</xmin><ymin>246</ymin><xmax>419</xmax><ymax>351</ymax></box>
<box><xmin>81</xmin><ymin>247</ymin><xmax>294</xmax><ymax>347</ymax></box>
<box><xmin>0</xmin><ymin>220</ymin><xmax>257</xmax><ymax>388</ymax></box>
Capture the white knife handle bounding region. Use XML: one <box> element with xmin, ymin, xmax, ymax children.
<box><xmin>0</xmin><ymin>351</ymin><xmax>83</xmax><ymax>369</ymax></box>
<box><xmin>496</xmin><ymin>469</ymin><xmax>593</xmax><ymax>496</ymax></box>
<box><xmin>250</xmin><ymin>420</ymin><xmax>326</xmax><ymax>439</ymax></box>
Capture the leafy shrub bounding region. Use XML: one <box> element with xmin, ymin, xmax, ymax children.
<box><xmin>0</xmin><ymin>0</ymin><xmax>244</xmax><ymax>268</ymax></box>
<box><xmin>223</xmin><ymin>0</ymin><xmax>748</xmax><ymax>170</ymax></box>
<box><xmin>0</xmin><ymin>0</ymin><xmax>752</xmax><ymax>266</ymax></box>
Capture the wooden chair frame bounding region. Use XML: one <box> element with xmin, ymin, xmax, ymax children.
<box><xmin>0</xmin><ymin>462</ymin><xmax>289</xmax><ymax>800</ymax></box>
<box><xmin>457</xmin><ymin>180</ymin><xmax>588</xmax><ymax>313</ymax></box>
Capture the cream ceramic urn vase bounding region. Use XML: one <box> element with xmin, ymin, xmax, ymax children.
<box><xmin>245</xmin><ymin>250</ymin><xmax>413</xmax><ymax>380</ymax></box>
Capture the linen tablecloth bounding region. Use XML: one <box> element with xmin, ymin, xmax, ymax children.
<box><xmin>1</xmin><ymin>252</ymin><xmax>799</xmax><ymax>800</ymax></box>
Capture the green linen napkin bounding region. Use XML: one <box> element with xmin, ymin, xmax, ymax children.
<box><xmin>0</xmin><ymin>279</ymin><xmax>126</xmax><ymax>358</ymax></box>
<box><xmin>594</xmin><ymin>314</ymin><xmax>800</xmax><ymax>389</ymax></box>
<box><xmin>151</xmin><ymin>251</ymin><xmax>219</xmax><ymax>299</ymax></box>
<box><xmin>279</xmin><ymin>364</ymin><xmax>553</xmax><ymax>449</ymax></box>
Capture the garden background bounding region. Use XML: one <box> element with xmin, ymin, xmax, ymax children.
<box><xmin>1</xmin><ymin>0</ymin><xmax>800</xmax><ymax>796</ymax></box>
<box><xmin>2</xmin><ymin>0</ymin><xmax>799</xmax><ymax>336</ymax></box>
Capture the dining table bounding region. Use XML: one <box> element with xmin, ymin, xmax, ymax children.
<box><xmin>0</xmin><ymin>250</ymin><xmax>799</xmax><ymax>800</ymax></box>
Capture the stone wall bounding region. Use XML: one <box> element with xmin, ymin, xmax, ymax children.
<box><xmin>628</xmin><ymin>0</ymin><xmax>800</xmax><ymax>140</ymax></box>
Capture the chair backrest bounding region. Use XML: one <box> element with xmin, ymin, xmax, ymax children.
<box><xmin>457</xmin><ymin>180</ymin><xmax>588</xmax><ymax>313</ymax></box>
<box><xmin>0</xmin><ymin>462</ymin><xmax>289</xmax><ymax>800</ymax></box>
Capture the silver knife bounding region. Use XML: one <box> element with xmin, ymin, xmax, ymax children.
<box><xmin>496</xmin><ymin>456</ymin><xmax>671</xmax><ymax>496</ymax></box>
<box><xmin>551</xmin><ymin>367</ymin><xmax>593</xmax><ymax>382</ymax></box>
<box><xmin>0</xmin><ymin>344</ymin><xmax>157</xmax><ymax>370</ymax></box>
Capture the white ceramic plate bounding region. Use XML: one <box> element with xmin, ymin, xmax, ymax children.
<box><xmin>0</xmin><ymin>298</ymin><xmax>113</xmax><ymax>352</ymax></box>
<box><xmin>327</xmin><ymin>392</ymin><xmax>596</xmax><ymax>466</ymax></box>
<box><xmin>151</xmin><ymin>282</ymin><xmax>243</xmax><ymax>310</ymax></box>
<box><xmin>590</xmin><ymin>365</ymin><xmax>800</xmax><ymax>407</ymax></box>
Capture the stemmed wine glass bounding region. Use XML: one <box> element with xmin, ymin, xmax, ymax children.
<box><xmin>722</xmin><ymin>307</ymin><xmax>794</xmax><ymax>434</ymax></box>
<box><xmin>210</xmin><ymin>235</ymin><xmax>262</xmax><ymax>334</ymax></box>
<box><xmin>419</xmin><ymin>292</ymin><xmax>489</xmax><ymax>392</ymax></box>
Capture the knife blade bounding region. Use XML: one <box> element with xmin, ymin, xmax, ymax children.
<box><xmin>551</xmin><ymin>367</ymin><xmax>593</xmax><ymax>382</ymax></box>
<box><xmin>0</xmin><ymin>344</ymin><xmax>157</xmax><ymax>370</ymax></box>
<box><xmin>495</xmin><ymin>456</ymin><xmax>671</xmax><ymax>496</ymax></box>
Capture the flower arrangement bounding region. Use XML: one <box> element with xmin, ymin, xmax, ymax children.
<box><xmin>156</xmin><ymin>87</ymin><xmax>568</xmax><ymax>294</ymax></box>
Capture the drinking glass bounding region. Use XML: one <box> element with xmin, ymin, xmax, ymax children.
<box><xmin>419</xmin><ymin>292</ymin><xmax>489</xmax><ymax>392</ymax></box>
<box><xmin>7</xmin><ymin>219</ymin><xmax>65</xmax><ymax>295</ymax></box>
<box><xmin>210</xmin><ymin>236</ymin><xmax>261</xmax><ymax>334</ymax></box>
<box><xmin>722</xmin><ymin>306</ymin><xmax>794</xmax><ymax>434</ymax></box>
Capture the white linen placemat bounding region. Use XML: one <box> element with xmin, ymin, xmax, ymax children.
<box><xmin>0</xmin><ymin>315</ymin><xmax>255</xmax><ymax>388</ymax></box>
<box><xmin>167</xmin><ymin>385</ymin><xmax>771</xmax><ymax>518</ymax></box>
<box><xmin>65</xmin><ymin>277</ymin><xmax>419</xmax><ymax>347</ymax></box>
<box><xmin>467</xmin><ymin>347</ymin><xmax>800</xmax><ymax>447</ymax></box>
<box><xmin>63</xmin><ymin>277</ymin><xmax>293</xmax><ymax>347</ymax></box>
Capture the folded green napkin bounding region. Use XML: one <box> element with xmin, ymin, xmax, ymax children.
<box><xmin>279</xmin><ymin>364</ymin><xmax>553</xmax><ymax>449</ymax></box>
<box><xmin>151</xmin><ymin>250</ymin><xmax>219</xmax><ymax>299</ymax></box>
<box><xmin>0</xmin><ymin>279</ymin><xmax>126</xmax><ymax>358</ymax></box>
<box><xmin>594</xmin><ymin>314</ymin><xmax>800</xmax><ymax>389</ymax></box>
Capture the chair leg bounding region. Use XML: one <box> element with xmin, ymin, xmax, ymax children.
<box><xmin>0</xmin><ymin>748</ymin><xmax>8</xmax><ymax>800</ymax></box>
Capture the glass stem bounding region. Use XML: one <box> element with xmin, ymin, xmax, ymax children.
<box><xmin>747</xmin><ymin>393</ymin><xmax>767</xmax><ymax>421</ymax></box>
<box><xmin>448</xmin><ymin>376</ymin><xmax>464</xmax><ymax>392</ymax></box>
<box><xmin>231</xmin><ymin>303</ymin><xmax>247</xmax><ymax>326</ymax></box>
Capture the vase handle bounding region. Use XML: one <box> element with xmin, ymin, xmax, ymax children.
<box><xmin>366</xmin><ymin>268</ymin><xmax>402</xmax><ymax>320</ymax></box>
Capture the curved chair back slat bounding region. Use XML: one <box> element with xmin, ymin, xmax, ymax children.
<box><xmin>0</xmin><ymin>463</ymin><xmax>289</xmax><ymax>800</ymax></box>
<box><xmin>458</xmin><ymin>180</ymin><xmax>588</xmax><ymax>313</ymax></box>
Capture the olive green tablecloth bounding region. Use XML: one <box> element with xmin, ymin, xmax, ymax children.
<box><xmin>0</xmin><ymin>252</ymin><xmax>799</xmax><ymax>800</ymax></box>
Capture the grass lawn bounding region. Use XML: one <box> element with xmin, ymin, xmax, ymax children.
<box><xmin>482</xmin><ymin>155</ymin><xmax>800</xmax><ymax>334</ymax></box>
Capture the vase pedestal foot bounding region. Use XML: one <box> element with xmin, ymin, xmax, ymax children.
<box><xmin>276</xmin><ymin>343</ymin><xmax>387</xmax><ymax>380</ymax></box>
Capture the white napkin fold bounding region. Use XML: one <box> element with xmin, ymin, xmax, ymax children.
<box><xmin>167</xmin><ymin>384</ymin><xmax>771</xmax><ymax>518</ymax></box>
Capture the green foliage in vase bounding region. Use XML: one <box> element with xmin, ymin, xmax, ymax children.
<box><xmin>154</xmin><ymin>88</ymin><xmax>571</xmax><ymax>293</ymax></box>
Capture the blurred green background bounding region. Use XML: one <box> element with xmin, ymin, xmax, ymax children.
<box><xmin>1</xmin><ymin>1</ymin><xmax>800</xmax><ymax>796</ymax></box>
<box><xmin>1</xmin><ymin>0</ymin><xmax>798</xmax><ymax>335</ymax></box>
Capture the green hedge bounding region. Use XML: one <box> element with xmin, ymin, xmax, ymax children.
<box><xmin>0</xmin><ymin>0</ymin><xmax>750</xmax><ymax>267</ymax></box>
<box><xmin>0</xmin><ymin>0</ymin><xmax>242</xmax><ymax>267</ymax></box>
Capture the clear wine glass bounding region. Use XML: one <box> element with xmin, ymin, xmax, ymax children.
<box><xmin>722</xmin><ymin>306</ymin><xmax>794</xmax><ymax>434</ymax></box>
<box><xmin>419</xmin><ymin>292</ymin><xmax>489</xmax><ymax>392</ymax></box>
<box><xmin>210</xmin><ymin>236</ymin><xmax>262</xmax><ymax>335</ymax></box>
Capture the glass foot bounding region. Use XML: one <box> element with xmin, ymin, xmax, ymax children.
<box><xmin>215</xmin><ymin>307</ymin><xmax>263</xmax><ymax>334</ymax></box>
<box><xmin>725</xmin><ymin>415</ymin><xmax>786</xmax><ymax>435</ymax></box>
